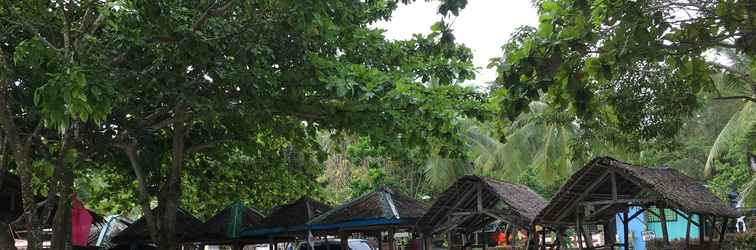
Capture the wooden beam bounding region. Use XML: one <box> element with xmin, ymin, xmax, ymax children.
<box><xmin>671</xmin><ymin>209</ymin><xmax>700</xmax><ymax>227</ymax></box>
<box><xmin>626</xmin><ymin>207</ymin><xmax>645</xmax><ymax>222</ymax></box>
<box><xmin>622</xmin><ymin>209</ymin><xmax>629</xmax><ymax>250</ymax></box>
<box><xmin>525</xmin><ymin>228</ymin><xmax>531</xmax><ymax>250</ymax></box>
<box><xmin>699</xmin><ymin>215</ymin><xmax>705</xmax><ymax>245</ymax></box>
<box><xmin>555</xmin><ymin>171</ymin><xmax>612</xmax><ymax>222</ymax></box>
<box><xmin>512</xmin><ymin>225</ymin><xmax>518</xmax><ymax>248</ymax></box>
<box><xmin>718</xmin><ymin>217</ymin><xmax>728</xmax><ymax>249</ymax></box>
<box><xmin>476</xmin><ymin>183</ymin><xmax>483</xmax><ymax>212</ymax></box>
<box><xmin>340</xmin><ymin>232</ymin><xmax>348</xmax><ymax>250</ymax></box>
<box><xmin>685</xmin><ymin>214</ymin><xmax>692</xmax><ymax>247</ymax></box>
<box><xmin>585</xmin><ymin>204</ymin><xmax>613</xmax><ymax>220</ymax></box>
<box><xmin>610</xmin><ymin>172</ymin><xmax>617</xmax><ymax>200</ymax></box>
<box><xmin>576</xmin><ymin>211</ymin><xmax>584</xmax><ymax>250</ymax></box>
<box><xmin>378</xmin><ymin>231</ymin><xmax>383</xmax><ymax>250</ymax></box>
<box><xmin>659</xmin><ymin>207</ymin><xmax>670</xmax><ymax>246</ymax></box>
<box><xmin>388</xmin><ymin>229</ymin><xmax>395</xmax><ymax>250</ymax></box>
<box><xmin>579</xmin><ymin>198</ymin><xmax>657</xmax><ymax>206</ymax></box>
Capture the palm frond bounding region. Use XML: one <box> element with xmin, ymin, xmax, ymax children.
<box><xmin>705</xmin><ymin>101</ymin><xmax>755</xmax><ymax>177</ymax></box>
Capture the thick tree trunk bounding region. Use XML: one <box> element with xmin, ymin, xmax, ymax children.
<box><xmin>158</xmin><ymin>104</ymin><xmax>187</xmax><ymax>250</ymax></box>
<box><xmin>0</xmin><ymin>47</ymin><xmax>42</xmax><ymax>250</ymax></box>
<box><xmin>49</xmin><ymin>166</ymin><xmax>73</xmax><ymax>250</ymax></box>
<box><xmin>49</xmin><ymin>128</ymin><xmax>74</xmax><ymax>250</ymax></box>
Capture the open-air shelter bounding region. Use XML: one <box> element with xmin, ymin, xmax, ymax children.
<box><xmin>534</xmin><ymin>157</ymin><xmax>739</xmax><ymax>250</ymax></box>
<box><xmin>307</xmin><ymin>187</ymin><xmax>428</xmax><ymax>250</ymax></box>
<box><xmin>110</xmin><ymin>207</ymin><xmax>204</xmax><ymax>249</ymax></box>
<box><xmin>416</xmin><ymin>175</ymin><xmax>547</xmax><ymax>250</ymax></box>
<box><xmin>239</xmin><ymin>196</ymin><xmax>331</xmax><ymax>246</ymax></box>
<box><xmin>199</xmin><ymin>201</ymin><xmax>265</xmax><ymax>249</ymax></box>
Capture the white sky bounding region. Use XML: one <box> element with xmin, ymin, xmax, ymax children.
<box><xmin>373</xmin><ymin>0</ymin><xmax>539</xmax><ymax>88</ymax></box>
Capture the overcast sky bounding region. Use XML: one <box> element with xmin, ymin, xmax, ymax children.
<box><xmin>373</xmin><ymin>0</ymin><xmax>539</xmax><ymax>88</ymax></box>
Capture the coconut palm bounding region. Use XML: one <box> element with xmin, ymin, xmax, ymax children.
<box><xmin>704</xmin><ymin>51</ymin><xmax>756</xmax><ymax>177</ymax></box>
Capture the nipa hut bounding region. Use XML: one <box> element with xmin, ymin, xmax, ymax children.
<box><xmin>307</xmin><ymin>187</ymin><xmax>428</xmax><ymax>250</ymax></box>
<box><xmin>199</xmin><ymin>201</ymin><xmax>264</xmax><ymax>247</ymax></box>
<box><xmin>110</xmin><ymin>207</ymin><xmax>204</xmax><ymax>248</ymax></box>
<box><xmin>239</xmin><ymin>196</ymin><xmax>331</xmax><ymax>241</ymax></box>
<box><xmin>416</xmin><ymin>176</ymin><xmax>547</xmax><ymax>250</ymax></box>
<box><xmin>535</xmin><ymin>156</ymin><xmax>739</xmax><ymax>249</ymax></box>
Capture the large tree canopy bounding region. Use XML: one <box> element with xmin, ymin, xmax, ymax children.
<box><xmin>490</xmin><ymin>0</ymin><xmax>754</xmax><ymax>143</ymax></box>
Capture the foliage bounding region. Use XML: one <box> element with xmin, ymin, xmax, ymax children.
<box><xmin>490</xmin><ymin>0</ymin><xmax>755</xmax><ymax>144</ymax></box>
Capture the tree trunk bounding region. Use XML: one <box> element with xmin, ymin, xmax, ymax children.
<box><xmin>0</xmin><ymin>48</ymin><xmax>42</xmax><ymax>250</ymax></box>
<box><xmin>49</xmin><ymin>165</ymin><xmax>73</xmax><ymax>250</ymax></box>
<box><xmin>49</xmin><ymin>126</ymin><xmax>75</xmax><ymax>250</ymax></box>
<box><xmin>157</xmin><ymin>103</ymin><xmax>187</xmax><ymax>250</ymax></box>
<box><xmin>122</xmin><ymin>145</ymin><xmax>160</xmax><ymax>244</ymax></box>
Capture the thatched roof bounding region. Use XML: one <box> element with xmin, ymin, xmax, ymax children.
<box><xmin>308</xmin><ymin>187</ymin><xmax>427</xmax><ymax>227</ymax></box>
<box><xmin>417</xmin><ymin>176</ymin><xmax>547</xmax><ymax>233</ymax></box>
<box><xmin>258</xmin><ymin>196</ymin><xmax>331</xmax><ymax>228</ymax></box>
<box><xmin>111</xmin><ymin>207</ymin><xmax>204</xmax><ymax>244</ymax></box>
<box><xmin>201</xmin><ymin>201</ymin><xmax>264</xmax><ymax>241</ymax></box>
<box><xmin>536</xmin><ymin>157</ymin><xmax>739</xmax><ymax>224</ymax></box>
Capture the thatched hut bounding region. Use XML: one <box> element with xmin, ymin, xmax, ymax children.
<box><xmin>199</xmin><ymin>201</ymin><xmax>264</xmax><ymax>247</ymax></box>
<box><xmin>307</xmin><ymin>187</ymin><xmax>428</xmax><ymax>250</ymax></box>
<box><xmin>110</xmin><ymin>207</ymin><xmax>204</xmax><ymax>248</ymax></box>
<box><xmin>535</xmin><ymin>156</ymin><xmax>739</xmax><ymax>249</ymax></box>
<box><xmin>416</xmin><ymin>176</ymin><xmax>547</xmax><ymax>250</ymax></box>
<box><xmin>239</xmin><ymin>196</ymin><xmax>331</xmax><ymax>242</ymax></box>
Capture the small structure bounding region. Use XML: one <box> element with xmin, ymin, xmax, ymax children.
<box><xmin>307</xmin><ymin>187</ymin><xmax>428</xmax><ymax>250</ymax></box>
<box><xmin>416</xmin><ymin>176</ymin><xmax>547</xmax><ymax>250</ymax></box>
<box><xmin>239</xmin><ymin>196</ymin><xmax>331</xmax><ymax>242</ymax></box>
<box><xmin>535</xmin><ymin>157</ymin><xmax>739</xmax><ymax>249</ymax></box>
<box><xmin>111</xmin><ymin>207</ymin><xmax>205</xmax><ymax>248</ymax></box>
<box><xmin>200</xmin><ymin>201</ymin><xmax>265</xmax><ymax>249</ymax></box>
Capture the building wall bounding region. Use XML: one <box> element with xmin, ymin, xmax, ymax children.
<box><xmin>645</xmin><ymin>208</ymin><xmax>700</xmax><ymax>240</ymax></box>
<box><xmin>615</xmin><ymin>207</ymin><xmax>646</xmax><ymax>250</ymax></box>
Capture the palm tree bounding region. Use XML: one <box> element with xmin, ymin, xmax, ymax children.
<box><xmin>702</xmin><ymin>50</ymin><xmax>756</xmax><ymax>206</ymax></box>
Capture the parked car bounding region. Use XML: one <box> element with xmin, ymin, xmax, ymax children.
<box><xmin>297</xmin><ymin>239</ymin><xmax>372</xmax><ymax>250</ymax></box>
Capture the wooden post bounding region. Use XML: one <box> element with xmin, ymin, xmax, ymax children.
<box><xmin>511</xmin><ymin>225</ymin><xmax>518</xmax><ymax>249</ymax></box>
<box><xmin>622</xmin><ymin>209</ymin><xmax>629</xmax><ymax>250</ymax></box>
<box><xmin>341</xmin><ymin>232</ymin><xmax>349</xmax><ymax>250</ymax></box>
<box><xmin>699</xmin><ymin>215</ymin><xmax>705</xmax><ymax>245</ymax></box>
<box><xmin>525</xmin><ymin>229</ymin><xmax>531</xmax><ymax>250</ymax></box>
<box><xmin>604</xmin><ymin>218</ymin><xmax>616</xmax><ymax>250</ymax></box>
<box><xmin>388</xmin><ymin>229</ymin><xmax>395</xmax><ymax>250</ymax></box>
<box><xmin>423</xmin><ymin>235</ymin><xmax>432</xmax><ymax>250</ymax></box>
<box><xmin>540</xmin><ymin>229</ymin><xmax>546</xmax><ymax>250</ymax></box>
<box><xmin>576</xmin><ymin>212</ymin><xmax>584</xmax><ymax>250</ymax></box>
<box><xmin>718</xmin><ymin>217</ymin><xmax>728</xmax><ymax>249</ymax></box>
<box><xmin>378</xmin><ymin>231</ymin><xmax>383</xmax><ymax>250</ymax></box>
<box><xmin>659</xmin><ymin>207</ymin><xmax>670</xmax><ymax>248</ymax></box>
<box><xmin>447</xmin><ymin>231</ymin><xmax>453</xmax><ymax>250</ymax></box>
<box><xmin>685</xmin><ymin>213</ymin><xmax>692</xmax><ymax>247</ymax></box>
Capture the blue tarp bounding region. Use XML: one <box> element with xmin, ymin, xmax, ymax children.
<box><xmin>240</xmin><ymin>218</ymin><xmax>415</xmax><ymax>237</ymax></box>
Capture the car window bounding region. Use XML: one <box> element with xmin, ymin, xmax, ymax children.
<box><xmin>348</xmin><ymin>241</ymin><xmax>371</xmax><ymax>250</ymax></box>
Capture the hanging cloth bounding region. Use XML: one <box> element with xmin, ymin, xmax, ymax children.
<box><xmin>71</xmin><ymin>198</ymin><xmax>93</xmax><ymax>246</ymax></box>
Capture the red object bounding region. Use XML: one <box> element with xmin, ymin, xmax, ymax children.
<box><xmin>71</xmin><ymin>198</ymin><xmax>92</xmax><ymax>246</ymax></box>
<box><xmin>409</xmin><ymin>239</ymin><xmax>419</xmax><ymax>250</ymax></box>
<box><xmin>495</xmin><ymin>231</ymin><xmax>506</xmax><ymax>245</ymax></box>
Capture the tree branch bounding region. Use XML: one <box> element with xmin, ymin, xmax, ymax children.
<box><xmin>0</xmin><ymin>2</ymin><xmax>61</xmax><ymax>51</ymax></box>
<box><xmin>186</xmin><ymin>138</ymin><xmax>233</xmax><ymax>154</ymax></box>
<box><xmin>191</xmin><ymin>0</ymin><xmax>235</xmax><ymax>32</ymax></box>
<box><xmin>713</xmin><ymin>95</ymin><xmax>756</xmax><ymax>103</ymax></box>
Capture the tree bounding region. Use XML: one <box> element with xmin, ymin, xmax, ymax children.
<box><xmin>89</xmin><ymin>0</ymin><xmax>478</xmax><ymax>249</ymax></box>
<box><xmin>490</xmin><ymin>0</ymin><xmax>754</xmax><ymax>143</ymax></box>
<box><xmin>1</xmin><ymin>1</ymin><xmax>114</xmax><ymax>249</ymax></box>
